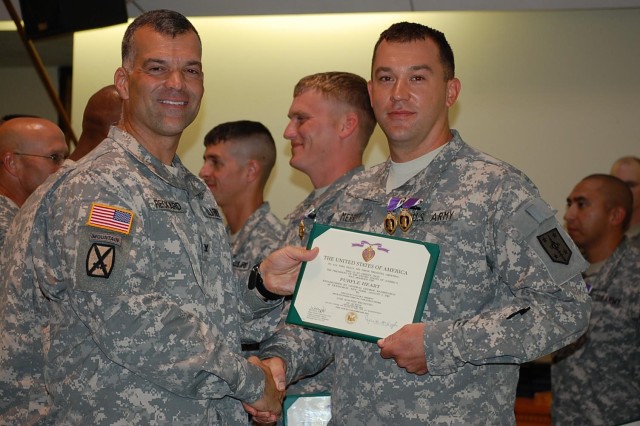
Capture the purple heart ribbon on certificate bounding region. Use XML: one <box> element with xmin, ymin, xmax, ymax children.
<box><xmin>352</xmin><ymin>240</ymin><xmax>390</xmax><ymax>253</ymax></box>
<box><xmin>352</xmin><ymin>240</ymin><xmax>389</xmax><ymax>262</ymax></box>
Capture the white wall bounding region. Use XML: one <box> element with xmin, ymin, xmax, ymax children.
<box><xmin>70</xmin><ymin>9</ymin><xmax>640</xmax><ymax>221</ymax></box>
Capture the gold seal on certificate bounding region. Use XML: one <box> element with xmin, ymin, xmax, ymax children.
<box><xmin>287</xmin><ymin>224</ymin><xmax>439</xmax><ymax>342</ymax></box>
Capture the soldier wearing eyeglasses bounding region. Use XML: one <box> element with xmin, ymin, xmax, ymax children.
<box><xmin>0</xmin><ymin>117</ymin><xmax>68</xmax><ymax>246</ymax></box>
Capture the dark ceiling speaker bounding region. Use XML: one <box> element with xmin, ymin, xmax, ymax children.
<box><xmin>19</xmin><ymin>0</ymin><xmax>128</xmax><ymax>40</ymax></box>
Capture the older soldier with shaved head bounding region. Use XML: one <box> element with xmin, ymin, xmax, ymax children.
<box><xmin>552</xmin><ymin>174</ymin><xmax>640</xmax><ymax>425</ymax></box>
<box><xmin>0</xmin><ymin>117</ymin><xmax>67</xmax><ymax>246</ymax></box>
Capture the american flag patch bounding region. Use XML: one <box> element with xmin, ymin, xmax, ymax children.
<box><xmin>87</xmin><ymin>203</ymin><xmax>134</xmax><ymax>235</ymax></box>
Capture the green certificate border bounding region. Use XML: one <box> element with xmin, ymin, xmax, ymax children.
<box><xmin>286</xmin><ymin>223</ymin><xmax>439</xmax><ymax>343</ymax></box>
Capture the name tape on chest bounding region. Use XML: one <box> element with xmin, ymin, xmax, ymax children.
<box><xmin>148</xmin><ymin>198</ymin><xmax>185</xmax><ymax>213</ymax></box>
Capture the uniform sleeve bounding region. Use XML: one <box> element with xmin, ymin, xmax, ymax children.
<box><xmin>424</xmin><ymin>181</ymin><xmax>592</xmax><ymax>376</ymax></box>
<box><xmin>237</xmin><ymin>273</ymin><xmax>285</xmax><ymax>344</ymax></box>
<box><xmin>259</xmin><ymin>321</ymin><xmax>335</xmax><ymax>386</ymax></box>
<box><xmin>234</xmin><ymin>224</ymin><xmax>287</xmax><ymax>344</ymax></box>
<box><xmin>0</xmin><ymin>221</ymin><xmax>49</xmax><ymax>424</ymax></box>
<box><xmin>34</xmin><ymin>172</ymin><xmax>266</xmax><ymax>404</ymax></box>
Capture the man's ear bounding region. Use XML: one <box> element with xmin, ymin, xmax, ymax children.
<box><xmin>245</xmin><ymin>159</ymin><xmax>261</xmax><ymax>183</ymax></box>
<box><xmin>445</xmin><ymin>78</ymin><xmax>461</xmax><ymax>108</ymax></box>
<box><xmin>114</xmin><ymin>67</ymin><xmax>130</xmax><ymax>100</ymax></box>
<box><xmin>339</xmin><ymin>111</ymin><xmax>358</xmax><ymax>140</ymax></box>
<box><xmin>1</xmin><ymin>152</ymin><xmax>19</xmax><ymax>177</ymax></box>
<box><xmin>609</xmin><ymin>205</ymin><xmax>627</xmax><ymax>227</ymax></box>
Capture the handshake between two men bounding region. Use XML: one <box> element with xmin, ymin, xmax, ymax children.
<box><xmin>239</xmin><ymin>245</ymin><xmax>430</xmax><ymax>423</ymax></box>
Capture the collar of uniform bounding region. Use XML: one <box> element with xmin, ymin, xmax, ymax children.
<box><xmin>108</xmin><ymin>127</ymin><xmax>207</xmax><ymax>199</ymax></box>
<box><xmin>230</xmin><ymin>202</ymin><xmax>271</xmax><ymax>250</ymax></box>
<box><xmin>594</xmin><ymin>237</ymin><xmax>635</xmax><ymax>291</ymax></box>
<box><xmin>345</xmin><ymin>130</ymin><xmax>466</xmax><ymax>204</ymax></box>
<box><xmin>284</xmin><ymin>165</ymin><xmax>364</xmax><ymax>223</ymax></box>
<box><xmin>0</xmin><ymin>193</ymin><xmax>19</xmax><ymax>211</ymax></box>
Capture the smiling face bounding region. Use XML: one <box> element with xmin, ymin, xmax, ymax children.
<box><xmin>198</xmin><ymin>141</ymin><xmax>248</xmax><ymax>207</ymax></box>
<box><xmin>116</xmin><ymin>26</ymin><xmax>204</xmax><ymax>147</ymax></box>
<box><xmin>368</xmin><ymin>39</ymin><xmax>459</xmax><ymax>161</ymax></box>
<box><xmin>283</xmin><ymin>89</ymin><xmax>345</xmax><ymax>179</ymax></box>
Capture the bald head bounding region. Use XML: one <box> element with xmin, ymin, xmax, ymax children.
<box><xmin>564</xmin><ymin>174</ymin><xmax>632</xmax><ymax>262</ymax></box>
<box><xmin>0</xmin><ymin>117</ymin><xmax>68</xmax><ymax>206</ymax></box>
<box><xmin>610</xmin><ymin>156</ymin><xmax>640</xmax><ymax>228</ymax></box>
<box><xmin>70</xmin><ymin>85</ymin><xmax>122</xmax><ymax>160</ymax></box>
<box><xmin>586</xmin><ymin>174</ymin><xmax>633</xmax><ymax>230</ymax></box>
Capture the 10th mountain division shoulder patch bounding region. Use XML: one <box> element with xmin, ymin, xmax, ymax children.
<box><xmin>86</xmin><ymin>243</ymin><xmax>116</xmax><ymax>278</ymax></box>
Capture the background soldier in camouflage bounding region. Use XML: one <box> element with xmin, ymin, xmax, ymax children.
<box><xmin>199</xmin><ymin>120</ymin><xmax>284</xmax><ymax>277</ymax></box>
<box><xmin>610</xmin><ymin>156</ymin><xmax>640</xmax><ymax>246</ymax></box>
<box><xmin>199</xmin><ymin>120</ymin><xmax>285</xmax><ymax>349</ymax></box>
<box><xmin>281</xmin><ymin>71</ymin><xmax>376</xmax><ymax>249</ymax></box>
<box><xmin>278</xmin><ymin>71</ymin><xmax>376</xmax><ymax>396</ymax></box>
<box><xmin>0</xmin><ymin>117</ymin><xmax>68</xmax><ymax>247</ymax></box>
<box><xmin>258</xmin><ymin>22</ymin><xmax>591</xmax><ymax>424</ymax></box>
<box><xmin>0</xmin><ymin>10</ymin><xmax>316</xmax><ymax>425</ymax></box>
<box><xmin>552</xmin><ymin>174</ymin><xmax>640</xmax><ymax>425</ymax></box>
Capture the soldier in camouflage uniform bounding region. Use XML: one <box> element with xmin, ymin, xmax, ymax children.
<box><xmin>552</xmin><ymin>174</ymin><xmax>640</xmax><ymax>425</ymax></box>
<box><xmin>281</xmin><ymin>71</ymin><xmax>376</xmax><ymax>249</ymax></box>
<box><xmin>199</xmin><ymin>120</ymin><xmax>286</xmax><ymax>348</ymax></box>
<box><xmin>199</xmin><ymin>120</ymin><xmax>285</xmax><ymax>278</ymax></box>
<box><xmin>0</xmin><ymin>117</ymin><xmax>68</xmax><ymax>246</ymax></box>
<box><xmin>259</xmin><ymin>22</ymin><xmax>591</xmax><ymax>424</ymax></box>
<box><xmin>0</xmin><ymin>10</ymin><xmax>317</xmax><ymax>425</ymax></box>
<box><xmin>278</xmin><ymin>71</ymin><xmax>376</xmax><ymax>396</ymax></box>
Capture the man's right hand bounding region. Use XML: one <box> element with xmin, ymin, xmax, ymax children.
<box><xmin>243</xmin><ymin>356</ymin><xmax>284</xmax><ymax>423</ymax></box>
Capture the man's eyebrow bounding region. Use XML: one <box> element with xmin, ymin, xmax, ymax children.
<box><xmin>141</xmin><ymin>58</ymin><xmax>202</xmax><ymax>68</ymax></box>
<box><xmin>373</xmin><ymin>64</ymin><xmax>433</xmax><ymax>74</ymax></box>
<box><xmin>567</xmin><ymin>195</ymin><xmax>588</xmax><ymax>204</ymax></box>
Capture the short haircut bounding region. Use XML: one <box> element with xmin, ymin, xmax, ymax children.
<box><xmin>583</xmin><ymin>173</ymin><xmax>633</xmax><ymax>231</ymax></box>
<box><xmin>372</xmin><ymin>22</ymin><xmax>455</xmax><ymax>81</ymax></box>
<box><xmin>293</xmin><ymin>71</ymin><xmax>376</xmax><ymax>150</ymax></box>
<box><xmin>121</xmin><ymin>10</ymin><xmax>200</xmax><ymax>66</ymax></box>
<box><xmin>204</xmin><ymin>120</ymin><xmax>276</xmax><ymax>186</ymax></box>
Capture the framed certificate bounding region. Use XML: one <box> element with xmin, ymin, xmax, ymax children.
<box><xmin>286</xmin><ymin>224</ymin><xmax>439</xmax><ymax>342</ymax></box>
<box><xmin>283</xmin><ymin>393</ymin><xmax>331</xmax><ymax>426</ymax></box>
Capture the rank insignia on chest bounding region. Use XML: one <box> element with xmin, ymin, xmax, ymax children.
<box><xmin>87</xmin><ymin>203</ymin><xmax>134</xmax><ymax>235</ymax></box>
<box><xmin>86</xmin><ymin>243</ymin><xmax>116</xmax><ymax>278</ymax></box>
<box><xmin>298</xmin><ymin>207</ymin><xmax>316</xmax><ymax>240</ymax></box>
